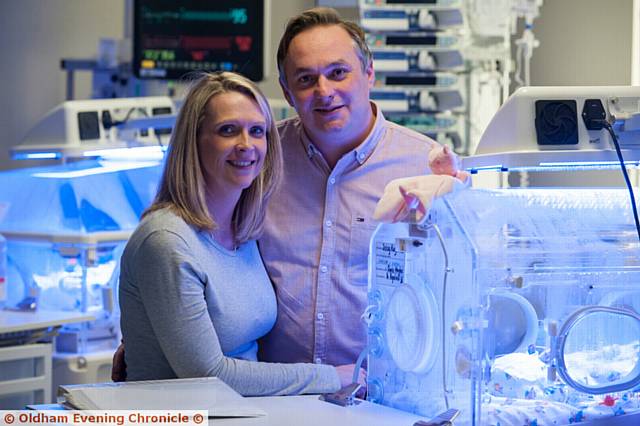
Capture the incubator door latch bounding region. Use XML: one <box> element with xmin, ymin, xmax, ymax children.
<box><xmin>319</xmin><ymin>383</ymin><xmax>362</xmax><ymax>407</ymax></box>
<box><xmin>414</xmin><ymin>408</ymin><xmax>460</xmax><ymax>426</ymax></box>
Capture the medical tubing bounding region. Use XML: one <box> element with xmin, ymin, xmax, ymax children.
<box><xmin>353</xmin><ymin>346</ymin><xmax>368</xmax><ymax>385</ymax></box>
<box><xmin>428</xmin><ymin>222</ymin><xmax>451</xmax><ymax>409</ymax></box>
<box><xmin>514</xmin><ymin>43</ymin><xmax>524</xmax><ymax>87</ymax></box>
<box><xmin>604</xmin><ymin>122</ymin><xmax>640</xmax><ymax>243</ymax></box>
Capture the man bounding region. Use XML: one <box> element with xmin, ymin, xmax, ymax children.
<box><xmin>258</xmin><ymin>8</ymin><xmax>441</xmax><ymax>366</ymax></box>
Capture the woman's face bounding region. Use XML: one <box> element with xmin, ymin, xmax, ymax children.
<box><xmin>197</xmin><ymin>91</ymin><xmax>268</xmax><ymax>198</ymax></box>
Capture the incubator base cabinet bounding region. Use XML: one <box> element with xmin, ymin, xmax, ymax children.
<box><xmin>52</xmin><ymin>350</ymin><xmax>114</xmax><ymax>397</ymax></box>
<box><xmin>366</xmin><ymin>188</ymin><xmax>640</xmax><ymax>425</ymax></box>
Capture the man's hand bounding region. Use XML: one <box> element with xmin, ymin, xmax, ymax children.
<box><xmin>373</xmin><ymin>175</ymin><xmax>466</xmax><ymax>223</ymax></box>
<box><xmin>111</xmin><ymin>342</ymin><xmax>127</xmax><ymax>382</ymax></box>
<box><xmin>335</xmin><ymin>364</ymin><xmax>366</xmax><ymax>387</ymax></box>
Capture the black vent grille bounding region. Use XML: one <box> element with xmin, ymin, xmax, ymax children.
<box><xmin>535</xmin><ymin>100</ymin><xmax>578</xmax><ymax>145</ymax></box>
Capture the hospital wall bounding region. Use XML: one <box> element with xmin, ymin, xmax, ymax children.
<box><xmin>0</xmin><ymin>0</ymin><xmax>633</xmax><ymax>173</ymax></box>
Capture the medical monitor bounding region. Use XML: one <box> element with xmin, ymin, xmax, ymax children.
<box><xmin>133</xmin><ymin>0</ymin><xmax>266</xmax><ymax>81</ymax></box>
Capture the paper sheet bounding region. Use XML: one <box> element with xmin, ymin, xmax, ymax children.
<box><xmin>59</xmin><ymin>377</ymin><xmax>266</xmax><ymax>418</ymax></box>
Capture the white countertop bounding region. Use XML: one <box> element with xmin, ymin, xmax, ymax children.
<box><xmin>208</xmin><ymin>394</ymin><xmax>428</xmax><ymax>426</ymax></box>
<box><xmin>0</xmin><ymin>310</ymin><xmax>94</xmax><ymax>334</ymax></box>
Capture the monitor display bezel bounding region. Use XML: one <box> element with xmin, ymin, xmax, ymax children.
<box><xmin>132</xmin><ymin>0</ymin><xmax>266</xmax><ymax>81</ymax></box>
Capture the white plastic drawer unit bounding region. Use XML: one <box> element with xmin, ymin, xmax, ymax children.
<box><xmin>0</xmin><ymin>343</ymin><xmax>52</xmax><ymax>408</ymax></box>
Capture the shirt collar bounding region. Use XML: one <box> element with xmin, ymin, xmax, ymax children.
<box><xmin>353</xmin><ymin>102</ymin><xmax>385</xmax><ymax>165</ymax></box>
<box><xmin>300</xmin><ymin>102</ymin><xmax>386</xmax><ymax>165</ymax></box>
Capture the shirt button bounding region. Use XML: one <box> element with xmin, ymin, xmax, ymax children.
<box><xmin>317</xmin><ymin>313</ymin><xmax>324</xmax><ymax>320</ymax></box>
<box><xmin>358</xmin><ymin>153</ymin><xmax>365</xmax><ymax>161</ymax></box>
<box><xmin>320</xmin><ymin>265</ymin><xmax>328</xmax><ymax>273</ymax></box>
<box><xmin>315</xmin><ymin>358</ymin><xmax>322</xmax><ymax>364</ymax></box>
<box><xmin>329</xmin><ymin>178</ymin><xmax>336</xmax><ymax>185</ymax></box>
<box><xmin>325</xmin><ymin>220</ymin><xmax>332</xmax><ymax>227</ymax></box>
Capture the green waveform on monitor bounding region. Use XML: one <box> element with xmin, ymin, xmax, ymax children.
<box><xmin>142</xmin><ymin>8</ymin><xmax>248</xmax><ymax>24</ymax></box>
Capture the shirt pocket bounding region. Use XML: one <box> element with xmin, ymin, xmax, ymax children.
<box><xmin>347</xmin><ymin>216</ymin><xmax>378</xmax><ymax>286</ymax></box>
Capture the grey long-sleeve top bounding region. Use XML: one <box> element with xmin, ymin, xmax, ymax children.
<box><xmin>119</xmin><ymin>208</ymin><xmax>340</xmax><ymax>396</ymax></box>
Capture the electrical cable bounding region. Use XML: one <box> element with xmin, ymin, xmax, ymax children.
<box><xmin>118</xmin><ymin>107</ymin><xmax>148</xmax><ymax>126</ymax></box>
<box><xmin>156</xmin><ymin>133</ymin><xmax>165</xmax><ymax>149</ymax></box>
<box><xmin>603</xmin><ymin>122</ymin><xmax>640</xmax><ymax>243</ymax></box>
<box><xmin>103</xmin><ymin>107</ymin><xmax>149</xmax><ymax>130</ymax></box>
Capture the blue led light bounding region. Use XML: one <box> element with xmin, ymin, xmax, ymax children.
<box><xmin>467</xmin><ymin>164</ymin><xmax>504</xmax><ymax>174</ymax></box>
<box><xmin>82</xmin><ymin>146</ymin><xmax>167</xmax><ymax>161</ymax></box>
<box><xmin>12</xmin><ymin>152</ymin><xmax>61</xmax><ymax>160</ymax></box>
<box><xmin>468</xmin><ymin>161</ymin><xmax>640</xmax><ymax>173</ymax></box>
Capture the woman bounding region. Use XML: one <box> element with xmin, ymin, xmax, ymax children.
<box><xmin>119</xmin><ymin>72</ymin><xmax>354</xmax><ymax>395</ymax></box>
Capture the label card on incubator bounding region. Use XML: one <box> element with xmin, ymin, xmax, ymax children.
<box><xmin>375</xmin><ymin>241</ymin><xmax>405</xmax><ymax>285</ymax></box>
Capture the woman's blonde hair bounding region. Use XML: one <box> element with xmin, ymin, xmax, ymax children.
<box><xmin>145</xmin><ymin>71</ymin><xmax>283</xmax><ymax>244</ymax></box>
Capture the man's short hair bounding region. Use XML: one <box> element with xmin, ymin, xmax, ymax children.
<box><xmin>277</xmin><ymin>7</ymin><xmax>372</xmax><ymax>85</ymax></box>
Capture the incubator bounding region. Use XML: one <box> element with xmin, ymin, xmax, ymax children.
<box><xmin>365</xmin><ymin>87</ymin><xmax>640</xmax><ymax>425</ymax></box>
<box><xmin>367</xmin><ymin>188</ymin><xmax>640</xmax><ymax>425</ymax></box>
<box><xmin>0</xmin><ymin>159</ymin><xmax>162</xmax><ymax>352</ymax></box>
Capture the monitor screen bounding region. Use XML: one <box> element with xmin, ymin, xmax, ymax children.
<box><xmin>133</xmin><ymin>0</ymin><xmax>265</xmax><ymax>81</ymax></box>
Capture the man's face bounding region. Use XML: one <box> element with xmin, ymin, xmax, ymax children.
<box><xmin>280</xmin><ymin>25</ymin><xmax>375</xmax><ymax>147</ymax></box>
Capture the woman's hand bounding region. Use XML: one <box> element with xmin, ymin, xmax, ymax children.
<box><xmin>335</xmin><ymin>363</ymin><xmax>366</xmax><ymax>387</ymax></box>
<box><xmin>111</xmin><ymin>342</ymin><xmax>127</xmax><ymax>382</ymax></box>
